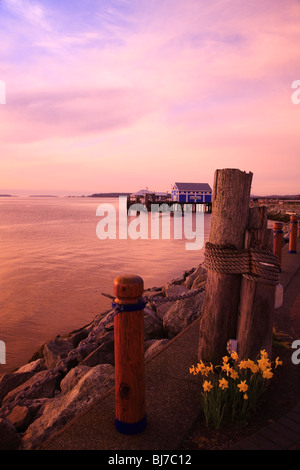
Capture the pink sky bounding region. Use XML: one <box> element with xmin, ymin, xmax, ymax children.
<box><xmin>0</xmin><ymin>0</ymin><xmax>299</xmax><ymax>196</ymax></box>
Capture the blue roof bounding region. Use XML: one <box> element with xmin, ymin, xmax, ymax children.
<box><xmin>174</xmin><ymin>182</ymin><xmax>212</xmax><ymax>191</ymax></box>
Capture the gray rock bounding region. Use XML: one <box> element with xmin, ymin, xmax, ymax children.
<box><xmin>144</xmin><ymin>307</ymin><xmax>164</xmax><ymax>340</ymax></box>
<box><xmin>2</xmin><ymin>369</ymin><xmax>58</xmax><ymax>406</ymax></box>
<box><xmin>0</xmin><ymin>418</ymin><xmax>21</xmax><ymax>450</ymax></box>
<box><xmin>155</xmin><ymin>301</ymin><xmax>174</xmax><ymax>321</ymax></box>
<box><xmin>0</xmin><ymin>361</ymin><xmax>44</xmax><ymax>406</ymax></box>
<box><xmin>6</xmin><ymin>399</ymin><xmax>47</xmax><ymax>432</ymax></box>
<box><xmin>145</xmin><ymin>339</ymin><xmax>169</xmax><ymax>361</ymax></box>
<box><xmin>165</xmin><ymin>284</ymin><xmax>188</xmax><ymax>298</ymax></box>
<box><xmin>163</xmin><ymin>291</ymin><xmax>205</xmax><ymax>339</ymax></box>
<box><xmin>60</xmin><ymin>365</ymin><xmax>91</xmax><ymax>394</ymax></box>
<box><xmin>21</xmin><ymin>364</ymin><xmax>115</xmax><ymax>450</ymax></box>
<box><xmin>43</xmin><ymin>336</ymin><xmax>74</xmax><ymax>369</ymax></box>
<box><xmin>185</xmin><ymin>264</ymin><xmax>207</xmax><ymax>289</ymax></box>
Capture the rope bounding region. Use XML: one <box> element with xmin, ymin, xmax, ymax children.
<box><xmin>204</xmin><ymin>242</ymin><xmax>280</xmax><ymax>285</ymax></box>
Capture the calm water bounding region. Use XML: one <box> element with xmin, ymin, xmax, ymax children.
<box><xmin>0</xmin><ymin>197</ymin><xmax>211</xmax><ymax>373</ymax></box>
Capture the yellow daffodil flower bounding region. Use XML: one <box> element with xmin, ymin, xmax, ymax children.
<box><xmin>260</xmin><ymin>349</ymin><xmax>268</xmax><ymax>358</ymax></box>
<box><xmin>231</xmin><ymin>351</ymin><xmax>238</xmax><ymax>361</ymax></box>
<box><xmin>203</xmin><ymin>380</ymin><xmax>213</xmax><ymax>392</ymax></box>
<box><xmin>275</xmin><ymin>357</ymin><xmax>282</xmax><ymax>368</ymax></box>
<box><xmin>237</xmin><ymin>380</ymin><xmax>248</xmax><ymax>393</ymax></box>
<box><xmin>219</xmin><ymin>377</ymin><xmax>229</xmax><ymax>390</ymax></box>
<box><xmin>262</xmin><ymin>368</ymin><xmax>273</xmax><ymax>379</ymax></box>
<box><xmin>230</xmin><ymin>369</ymin><xmax>239</xmax><ymax>380</ymax></box>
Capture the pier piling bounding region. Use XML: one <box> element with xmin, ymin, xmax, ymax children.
<box><xmin>113</xmin><ymin>274</ymin><xmax>146</xmax><ymax>434</ymax></box>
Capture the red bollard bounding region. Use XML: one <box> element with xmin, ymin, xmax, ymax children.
<box><xmin>289</xmin><ymin>215</ymin><xmax>298</xmax><ymax>254</ymax></box>
<box><xmin>273</xmin><ymin>222</ymin><xmax>283</xmax><ymax>268</ymax></box>
<box><xmin>113</xmin><ymin>274</ymin><xmax>146</xmax><ymax>434</ymax></box>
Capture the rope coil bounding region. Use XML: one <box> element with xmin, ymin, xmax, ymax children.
<box><xmin>204</xmin><ymin>242</ymin><xmax>280</xmax><ymax>285</ymax></box>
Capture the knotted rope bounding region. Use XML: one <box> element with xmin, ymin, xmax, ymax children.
<box><xmin>204</xmin><ymin>242</ymin><xmax>280</xmax><ymax>285</ymax></box>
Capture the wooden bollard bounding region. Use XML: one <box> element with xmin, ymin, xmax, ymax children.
<box><xmin>237</xmin><ymin>207</ymin><xmax>276</xmax><ymax>360</ymax></box>
<box><xmin>198</xmin><ymin>168</ymin><xmax>253</xmax><ymax>364</ymax></box>
<box><xmin>273</xmin><ymin>222</ymin><xmax>283</xmax><ymax>268</ymax></box>
<box><xmin>289</xmin><ymin>215</ymin><xmax>298</xmax><ymax>254</ymax></box>
<box><xmin>113</xmin><ymin>274</ymin><xmax>146</xmax><ymax>434</ymax></box>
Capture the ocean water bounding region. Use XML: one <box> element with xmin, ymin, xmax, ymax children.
<box><xmin>0</xmin><ymin>196</ymin><xmax>211</xmax><ymax>373</ymax></box>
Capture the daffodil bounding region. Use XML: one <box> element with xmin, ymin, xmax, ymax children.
<box><xmin>243</xmin><ymin>393</ymin><xmax>248</xmax><ymax>400</ymax></box>
<box><xmin>258</xmin><ymin>357</ymin><xmax>271</xmax><ymax>372</ymax></box>
<box><xmin>189</xmin><ymin>365</ymin><xmax>196</xmax><ymax>375</ymax></box>
<box><xmin>275</xmin><ymin>357</ymin><xmax>282</xmax><ymax>368</ymax></box>
<box><xmin>222</xmin><ymin>355</ymin><xmax>229</xmax><ymax>363</ymax></box>
<box><xmin>203</xmin><ymin>380</ymin><xmax>213</xmax><ymax>392</ymax></box>
<box><xmin>260</xmin><ymin>349</ymin><xmax>268</xmax><ymax>358</ymax></box>
<box><xmin>221</xmin><ymin>362</ymin><xmax>231</xmax><ymax>375</ymax></box>
<box><xmin>238</xmin><ymin>360</ymin><xmax>248</xmax><ymax>370</ymax></box>
<box><xmin>230</xmin><ymin>369</ymin><xmax>239</xmax><ymax>380</ymax></box>
<box><xmin>231</xmin><ymin>351</ymin><xmax>238</xmax><ymax>361</ymax></box>
<box><xmin>219</xmin><ymin>377</ymin><xmax>229</xmax><ymax>390</ymax></box>
<box><xmin>237</xmin><ymin>380</ymin><xmax>248</xmax><ymax>393</ymax></box>
<box><xmin>262</xmin><ymin>368</ymin><xmax>273</xmax><ymax>379</ymax></box>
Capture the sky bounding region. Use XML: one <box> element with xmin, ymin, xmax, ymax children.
<box><xmin>0</xmin><ymin>0</ymin><xmax>299</xmax><ymax>196</ymax></box>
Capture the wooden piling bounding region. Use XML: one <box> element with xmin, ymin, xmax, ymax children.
<box><xmin>198</xmin><ymin>168</ymin><xmax>253</xmax><ymax>364</ymax></box>
<box><xmin>289</xmin><ymin>215</ymin><xmax>298</xmax><ymax>254</ymax></box>
<box><xmin>273</xmin><ymin>222</ymin><xmax>283</xmax><ymax>268</ymax></box>
<box><xmin>237</xmin><ymin>206</ymin><xmax>276</xmax><ymax>360</ymax></box>
<box><xmin>113</xmin><ymin>274</ymin><xmax>146</xmax><ymax>434</ymax></box>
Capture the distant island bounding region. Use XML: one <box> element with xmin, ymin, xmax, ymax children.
<box><xmin>0</xmin><ymin>194</ymin><xmax>13</xmax><ymax>197</ymax></box>
<box><xmin>87</xmin><ymin>192</ymin><xmax>130</xmax><ymax>198</ymax></box>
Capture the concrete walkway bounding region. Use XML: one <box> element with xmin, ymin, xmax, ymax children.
<box><xmin>41</xmin><ymin>240</ymin><xmax>300</xmax><ymax>451</ymax></box>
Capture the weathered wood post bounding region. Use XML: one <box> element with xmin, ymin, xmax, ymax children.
<box><xmin>113</xmin><ymin>274</ymin><xmax>147</xmax><ymax>434</ymax></box>
<box><xmin>289</xmin><ymin>215</ymin><xmax>298</xmax><ymax>254</ymax></box>
<box><xmin>237</xmin><ymin>206</ymin><xmax>278</xmax><ymax>360</ymax></box>
<box><xmin>273</xmin><ymin>222</ymin><xmax>283</xmax><ymax>268</ymax></box>
<box><xmin>198</xmin><ymin>168</ymin><xmax>253</xmax><ymax>364</ymax></box>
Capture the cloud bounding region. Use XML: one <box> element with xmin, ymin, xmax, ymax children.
<box><xmin>2</xmin><ymin>0</ymin><xmax>51</xmax><ymax>30</ymax></box>
<box><xmin>0</xmin><ymin>86</ymin><xmax>154</xmax><ymax>142</ymax></box>
<box><xmin>1</xmin><ymin>0</ymin><xmax>300</xmax><ymax>193</ymax></box>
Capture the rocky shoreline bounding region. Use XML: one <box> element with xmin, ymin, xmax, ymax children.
<box><xmin>0</xmin><ymin>264</ymin><xmax>207</xmax><ymax>450</ymax></box>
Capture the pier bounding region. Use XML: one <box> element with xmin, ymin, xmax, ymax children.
<box><xmin>127</xmin><ymin>195</ymin><xmax>212</xmax><ymax>213</ymax></box>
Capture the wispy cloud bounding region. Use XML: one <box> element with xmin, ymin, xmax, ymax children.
<box><xmin>0</xmin><ymin>0</ymin><xmax>300</xmax><ymax>194</ymax></box>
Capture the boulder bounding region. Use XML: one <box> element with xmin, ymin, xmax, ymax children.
<box><xmin>43</xmin><ymin>336</ymin><xmax>74</xmax><ymax>369</ymax></box>
<box><xmin>165</xmin><ymin>284</ymin><xmax>188</xmax><ymax>298</ymax></box>
<box><xmin>60</xmin><ymin>365</ymin><xmax>91</xmax><ymax>394</ymax></box>
<box><xmin>2</xmin><ymin>369</ymin><xmax>59</xmax><ymax>406</ymax></box>
<box><xmin>144</xmin><ymin>339</ymin><xmax>169</xmax><ymax>361</ymax></box>
<box><xmin>185</xmin><ymin>264</ymin><xmax>207</xmax><ymax>289</ymax></box>
<box><xmin>6</xmin><ymin>399</ymin><xmax>47</xmax><ymax>432</ymax></box>
<box><xmin>21</xmin><ymin>364</ymin><xmax>115</xmax><ymax>450</ymax></box>
<box><xmin>0</xmin><ymin>359</ymin><xmax>45</xmax><ymax>406</ymax></box>
<box><xmin>163</xmin><ymin>291</ymin><xmax>205</xmax><ymax>339</ymax></box>
<box><xmin>0</xmin><ymin>418</ymin><xmax>21</xmax><ymax>450</ymax></box>
<box><xmin>155</xmin><ymin>301</ymin><xmax>175</xmax><ymax>321</ymax></box>
<box><xmin>143</xmin><ymin>307</ymin><xmax>164</xmax><ymax>340</ymax></box>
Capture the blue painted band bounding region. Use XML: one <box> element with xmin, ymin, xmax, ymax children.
<box><xmin>112</xmin><ymin>300</ymin><xmax>146</xmax><ymax>312</ymax></box>
<box><xmin>289</xmin><ymin>250</ymin><xmax>297</xmax><ymax>254</ymax></box>
<box><xmin>115</xmin><ymin>415</ymin><xmax>147</xmax><ymax>435</ymax></box>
